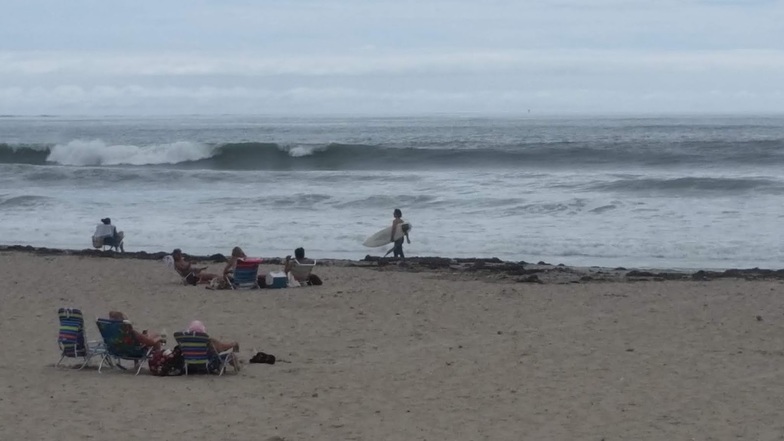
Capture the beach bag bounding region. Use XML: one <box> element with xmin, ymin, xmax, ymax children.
<box><xmin>308</xmin><ymin>274</ymin><xmax>323</xmax><ymax>286</ymax></box>
<box><xmin>148</xmin><ymin>346</ymin><xmax>184</xmax><ymax>376</ymax></box>
<box><xmin>250</xmin><ymin>351</ymin><xmax>276</xmax><ymax>364</ymax></box>
<box><xmin>185</xmin><ymin>273</ymin><xmax>200</xmax><ymax>286</ymax></box>
<box><xmin>92</xmin><ymin>236</ymin><xmax>104</xmax><ymax>249</ymax></box>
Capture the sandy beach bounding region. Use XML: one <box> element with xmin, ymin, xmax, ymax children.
<box><xmin>2</xmin><ymin>249</ymin><xmax>784</xmax><ymax>441</ymax></box>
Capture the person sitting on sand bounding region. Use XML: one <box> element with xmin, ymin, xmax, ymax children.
<box><xmin>186</xmin><ymin>320</ymin><xmax>241</xmax><ymax>371</ymax></box>
<box><xmin>172</xmin><ymin>248</ymin><xmax>218</xmax><ymax>284</ymax></box>
<box><xmin>108</xmin><ymin>311</ymin><xmax>163</xmax><ymax>350</ymax></box>
<box><xmin>223</xmin><ymin>246</ymin><xmax>247</xmax><ymax>277</ymax></box>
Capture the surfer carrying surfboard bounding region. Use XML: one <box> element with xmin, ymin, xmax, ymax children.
<box><xmin>388</xmin><ymin>208</ymin><xmax>410</xmax><ymax>258</ymax></box>
<box><xmin>362</xmin><ymin>209</ymin><xmax>412</xmax><ymax>255</ymax></box>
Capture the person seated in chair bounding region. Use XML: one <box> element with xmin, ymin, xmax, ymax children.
<box><xmin>108</xmin><ymin>311</ymin><xmax>163</xmax><ymax>350</ymax></box>
<box><xmin>172</xmin><ymin>248</ymin><xmax>218</xmax><ymax>285</ymax></box>
<box><xmin>93</xmin><ymin>217</ymin><xmax>125</xmax><ymax>252</ymax></box>
<box><xmin>223</xmin><ymin>246</ymin><xmax>247</xmax><ymax>277</ymax></box>
<box><xmin>186</xmin><ymin>320</ymin><xmax>241</xmax><ymax>371</ymax></box>
<box><xmin>284</xmin><ymin>247</ymin><xmax>321</xmax><ymax>285</ymax></box>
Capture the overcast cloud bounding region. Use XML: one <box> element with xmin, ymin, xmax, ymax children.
<box><xmin>1</xmin><ymin>0</ymin><xmax>782</xmax><ymax>115</ymax></box>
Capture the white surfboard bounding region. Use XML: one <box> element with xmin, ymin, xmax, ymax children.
<box><xmin>363</xmin><ymin>222</ymin><xmax>412</xmax><ymax>247</ymax></box>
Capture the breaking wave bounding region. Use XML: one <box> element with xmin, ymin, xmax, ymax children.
<box><xmin>1</xmin><ymin>138</ymin><xmax>784</xmax><ymax>170</ymax></box>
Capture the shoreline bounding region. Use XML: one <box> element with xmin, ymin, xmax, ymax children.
<box><xmin>3</xmin><ymin>243</ymin><xmax>783</xmax><ymax>284</ymax></box>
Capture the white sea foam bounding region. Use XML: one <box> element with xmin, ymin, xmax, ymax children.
<box><xmin>282</xmin><ymin>144</ymin><xmax>328</xmax><ymax>157</ymax></box>
<box><xmin>46</xmin><ymin>139</ymin><xmax>213</xmax><ymax>166</ymax></box>
<box><xmin>2</xmin><ymin>115</ymin><xmax>784</xmax><ymax>269</ymax></box>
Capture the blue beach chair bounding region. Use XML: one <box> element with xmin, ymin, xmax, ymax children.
<box><xmin>95</xmin><ymin>318</ymin><xmax>154</xmax><ymax>375</ymax></box>
<box><xmin>228</xmin><ymin>258</ymin><xmax>262</xmax><ymax>289</ymax></box>
<box><xmin>173</xmin><ymin>331</ymin><xmax>237</xmax><ymax>376</ymax></box>
<box><xmin>56</xmin><ymin>307</ymin><xmax>104</xmax><ymax>369</ymax></box>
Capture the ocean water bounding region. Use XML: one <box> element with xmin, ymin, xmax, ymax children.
<box><xmin>1</xmin><ymin>114</ymin><xmax>783</xmax><ymax>269</ymax></box>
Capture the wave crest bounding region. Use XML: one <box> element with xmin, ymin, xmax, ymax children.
<box><xmin>46</xmin><ymin>140</ymin><xmax>213</xmax><ymax>166</ymax></box>
<box><xmin>2</xmin><ymin>138</ymin><xmax>784</xmax><ymax>170</ymax></box>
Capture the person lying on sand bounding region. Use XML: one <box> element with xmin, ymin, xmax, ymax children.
<box><xmin>172</xmin><ymin>248</ymin><xmax>218</xmax><ymax>284</ymax></box>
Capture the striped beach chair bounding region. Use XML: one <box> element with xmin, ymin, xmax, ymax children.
<box><xmin>56</xmin><ymin>307</ymin><xmax>104</xmax><ymax>369</ymax></box>
<box><xmin>173</xmin><ymin>331</ymin><xmax>237</xmax><ymax>376</ymax></box>
<box><xmin>95</xmin><ymin>318</ymin><xmax>154</xmax><ymax>375</ymax></box>
<box><xmin>163</xmin><ymin>255</ymin><xmax>197</xmax><ymax>285</ymax></box>
<box><xmin>228</xmin><ymin>258</ymin><xmax>262</xmax><ymax>289</ymax></box>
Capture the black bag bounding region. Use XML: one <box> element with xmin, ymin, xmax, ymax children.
<box><xmin>308</xmin><ymin>274</ymin><xmax>323</xmax><ymax>286</ymax></box>
<box><xmin>250</xmin><ymin>352</ymin><xmax>276</xmax><ymax>364</ymax></box>
<box><xmin>184</xmin><ymin>273</ymin><xmax>199</xmax><ymax>286</ymax></box>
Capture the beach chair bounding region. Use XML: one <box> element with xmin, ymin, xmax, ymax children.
<box><xmin>228</xmin><ymin>258</ymin><xmax>262</xmax><ymax>289</ymax></box>
<box><xmin>289</xmin><ymin>259</ymin><xmax>317</xmax><ymax>285</ymax></box>
<box><xmin>173</xmin><ymin>331</ymin><xmax>237</xmax><ymax>376</ymax></box>
<box><xmin>95</xmin><ymin>318</ymin><xmax>154</xmax><ymax>375</ymax></box>
<box><xmin>56</xmin><ymin>307</ymin><xmax>104</xmax><ymax>369</ymax></box>
<box><xmin>92</xmin><ymin>230</ymin><xmax>124</xmax><ymax>252</ymax></box>
<box><xmin>164</xmin><ymin>255</ymin><xmax>199</xmax><ymax>285</ymax></box>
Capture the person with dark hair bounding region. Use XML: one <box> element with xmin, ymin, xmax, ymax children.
<box><xmin>172</xmin><ymin>248</ymin><xmax>218</xmax><ymax>284</ymax></box>
<box><xmin>92</xmin><ymin>217</ymin><xmax>125</xmax><ymax>252</ymax></box>
<box><xmin>387</xmin><ymin>208</ymin><xmax>410</xmax><ymax>259</ymax></box>
<box><xmin>284</xmin><ymin>247</ymin><xmax>314</xmax><ymax>273</ymax></box>
<box><xmin>284</xmin><ymin>247</ymin><xmax>321</xmax><ymax>285</ymax></box>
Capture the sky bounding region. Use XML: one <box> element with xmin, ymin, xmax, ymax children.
<box><xmin>1</xmin><ymin>0</ymin><xmax>783</xmax><ymax>115</ymax></box>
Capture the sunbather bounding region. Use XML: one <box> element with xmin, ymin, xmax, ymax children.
<box><xmin>172</xmin><ymin>248</ymin><xmax>218</xmax><ymax>284</ymax></box>
<box><xmin>186</xmin><ymin>320</ymin><xmax>240</xmax><ymax>370</ymax></box>
<box><xmin>223</xmin><ymin>246</ymin><xmax>247</xmax><ymax>277</ymax></box>
<box><xmin>108</xmin><ymin>311</ymin><xmax>163</xmax><ymax>350</ymax></box>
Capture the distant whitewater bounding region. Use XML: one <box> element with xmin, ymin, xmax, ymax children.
<box><xmin>2</xmin><ymin>130</ymin><xmax>784</xmax><ymax>171</ymax></box>
<box><xmin>1</xmin><ymin>115</ymin><xmax>783</xmax><ymax>269</ymax></box>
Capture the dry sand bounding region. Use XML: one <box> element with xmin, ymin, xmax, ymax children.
<box><xmin>2</xmin><ymin>251</ymin><xmax>784</xmax><ymax>441</ymax></box>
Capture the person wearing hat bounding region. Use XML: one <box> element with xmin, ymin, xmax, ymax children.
<box><xmin>186</xmin><ymin>320</ymin><xmax>241</xmax><ymax>371</ymax></box>
<box><xmin>93</xmin><ymin>217</ymin><xmax>125</xmax><ymax>252</ymax></box>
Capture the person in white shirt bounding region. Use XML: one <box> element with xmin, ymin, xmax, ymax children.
<box><xmin>93</xmin><ymin>217</ymin><xmax>124</xmax><ymax>252</ymax></box>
